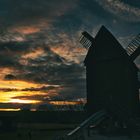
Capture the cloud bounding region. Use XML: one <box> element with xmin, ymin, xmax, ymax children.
<box><xmin>0</xmin><ymin>41</ymin><xmax>29</xmax><ymax>52</ymax></box>
<box><xmin>11</xmin><ymin>26</ymin><xmax>41</xmax><ymax>35</ymax></box>
<box><xmin>118</xmin><ymin>35</ymin><xmax>136</xmax><ymax>48</ymax></box>
<box><xmin>4</xmin><ymin>74</ymin><xmax>16</xmax><ymax>80</ymax></box>
<box><xmin>95</xmin><ymin>0</ymin><xmax>140</xmax><ymax>22</ymax></box>
<box><xmin>0</xmin><ymin>53</ymin><xmax>20</xmax><ymax>68</ymax></box>
<box><xmin>0</xmin><ymin>32</ymin><xmax>25</xmax><ymax>42</ymax></box>
<box><xmin>0</xmin><ymin>41</ymin><xmax>30</xmax><ymax>69</ymax></box>
<box><xmin>5</xmin><ymin>85</ymin><xmax>61</xmax><ymax>103</ymax></box>
<box><xmin>0</xmin><ymin>0</ymin><xmax>139</xmax><ymax>106</ymax></box>
<box><xmin>0</xmin><ymin>35</ymin><xmax>86</xmax><ymax>100</ymax></box>
<box><xmin>0</xmin><ymin>0</ymin><xmax>79</xmax><ymax>28</ymax></box>
<box><xmin>18</xmin><ymin>59</ymin><xmax>86</xmax><ymax>88</ymax></box>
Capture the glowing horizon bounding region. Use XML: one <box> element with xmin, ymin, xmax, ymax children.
<box><xmin>0</xmin><ymin>80</ymin><xmax>53</xmax><ymax>105</ymax></box>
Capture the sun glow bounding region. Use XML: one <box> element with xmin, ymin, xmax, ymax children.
<box><xmin>0</xmin><ymin>80</ymin><xmax>43</xmax><ymax>89</ymax></box>
<box><xmin>0</xmin><ymin>90</ymin><xmax>43</xmax><ymax>104</ymax></box>
<box><xmin>9</xmin><ymin>99</ymin><xmax>41</xmax><ymax>104</ymax></box>
<box><xmin>0</xmin><ymin>108</ymin><xmax>21</xmax><ymax>111</ymax></box>
<box><xmin>0</xmin><ymin>80</ymin><xmax>46</xmax><ymax>104</ymax></box>
<box><xmin>0</xmin><ymin>79</ymin><xmax>82</xmax><ymax>111</ymax></box>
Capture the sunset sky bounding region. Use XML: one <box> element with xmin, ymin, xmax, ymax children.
<box><xmin>0</xmin><ymin>0</ymin><xmax>140</xmax><ymax>110</ymax></box>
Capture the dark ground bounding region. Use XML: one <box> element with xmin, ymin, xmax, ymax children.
<box><xmin>0</xmin><ymin>111</ymin><xmax>86</xmax><ymax>140</ymax></box>
<box><xmin>0</xmin><ymin>111</ymin><xmax>140</xmax><ymax>140</ymax></box>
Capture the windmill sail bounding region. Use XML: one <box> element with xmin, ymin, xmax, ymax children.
<box><xmin>79</xmin><ymin>31</ymin><xmax>95</xmax><ymax>49</ymax></box>
<box><xmin>126</xmin><ymin>34</ymin><xmax>140</xmax><ymax>60</ymax></box>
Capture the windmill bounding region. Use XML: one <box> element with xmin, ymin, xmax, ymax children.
<box><xmin>54</xmin><ymin>26</ymin><xmax>140</xmax><ymax>140</ymax></box>
<box><xmin>79</xmin><ymin>26</ymin><xmax>140</xmax><ymax>125</ymax></box>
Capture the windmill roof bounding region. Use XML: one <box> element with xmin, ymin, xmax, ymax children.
<box><xmin>84</xmin><ymin>25</ymin><xmax>129</xmax><ymax>65</ymax></box>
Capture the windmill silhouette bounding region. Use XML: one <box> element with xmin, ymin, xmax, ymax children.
<box><xmin>80</xmin><ymin>26</ymin><xmax>140</xmax><ymax>124</ymax></box>
<box><xmin>54</xmin><ymin>26</ymin><xmax>140</xmax><ymax>140</ymax></box>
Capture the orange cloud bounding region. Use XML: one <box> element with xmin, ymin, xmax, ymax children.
<box><xmin>9</xmin><ymin>18</ymin><xmax>51</xmax><ymax>35</ymax></box>
<box><xmin>0</xmin><ymin>80</ymin><xmax>43</xmax><ymax>89</ymax></box>
<box><xmin>19</xmin><ymin>48</ymin><xmax>45</xmax><ymax>65</ymax></box>
<box><xmin>51</xmin><ymin>46</ymin><xmax>85</xmax><ymax>63</ymax></box>
<box><xmin>50</xmin><ymin>33</ymin><xmax>86</xmax><ymax>63</ymax></box>
<box><xmin>0</xmin><ymin>68</ymin><xmax>14</xmax><ymax>79</ymax></box>
<box><xmin>21</xmin><ymin>48</ymin><xmax>45</xmax><ymax>59</ymax></box>
<box><xmin>11</xmin><ymin>26</ymin><xmax>40</xmax><ymax>35</ymax></box>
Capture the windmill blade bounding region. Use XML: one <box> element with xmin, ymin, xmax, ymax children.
<box><xmin>126</xmin><ymin>34</ymin><xmax>140</xmax><ymax>60</ymax></box>
<box><xmin>79</xmin><ymin>31</ymin><xmax>95</xmax><ymax>49</ymax></box>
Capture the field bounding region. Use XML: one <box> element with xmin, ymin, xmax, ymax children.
<box><xmin>0</xmin><ymin>111</ymin><xmax>140</xmax><ymax>140</ymax></box>
<box><xmin>0</xmin><ymin>124</ymin><xmax>73</xmax><ymax>140</ymax></box>
<box><xmin>0</xmin><ymin>111</ymin><xmax>86</xmax><ymax>140</ymax></box>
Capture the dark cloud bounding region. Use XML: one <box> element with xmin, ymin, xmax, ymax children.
<box><xmin>21</xmin><ymin>63</ymin><xmax>85</xmax><ymax>84</ymax></box>
<box><xmin>0</xmin><ymin>103</ymin><xmax>22</xmax><ymax>109</ymax></box>
<box><xmin>12</xmin><ymin>94</ymin><xmax>47</xmax><ymax>101</ymax></box>
<box><xmin>4</xmin><ymin>74</ymin><xmax>16</xmax><ymax>80</ymax></box>
<box><xmin>122</xmin><ymin>0</ymin><xmax>140</xmax><ymax>8</ymax></box>
<box><xmin>95</xmin><ymin>0</ymin><xmax>140</xmax><ymax>23</ymax></box>
<box><xmin>0</xmin><ymin>0</ymin><xmax>78</xmax><ymax>27</ymax></box>
<box><xmin>28</xmin><ymin>46</ymin><xmax>66</xmax><ymax>65</ymax></box>
<box><xmin>0</xmin><ymin>85</ymin><xmax>58</xmax><ymax>92</ymax></box>
<box><xmin>0</xmin><ymin>53</ymin><xmax>20</xmax><ymax>67</ymax></box>
<box><xmin>21</xmin><ymin>86</ymin><xmax>58</xmax><ymax>92</ymax></box>
<box><xmin>0</xmin><ymin>41</ymin><xmax>29</xmax><ymax>52</ymax></box>
<box><xmin>0</xmin><ymin>88</ymin><xmax>18</xmax><ymax>92</ymax></box>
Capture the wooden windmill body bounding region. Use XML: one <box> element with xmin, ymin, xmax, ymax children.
<box><xmin>80</xmin><ymin>26</ymin><xmax>140</xmax><ymax>121</ymax></box>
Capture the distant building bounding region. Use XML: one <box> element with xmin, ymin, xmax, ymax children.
<box><xmin>82</xmin><ymin>26</ymin><xmax>140</xmax><ymax>122</ymax></box>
